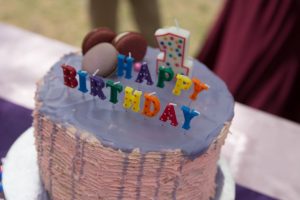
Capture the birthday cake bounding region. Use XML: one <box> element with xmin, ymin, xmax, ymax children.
<box><xmin>33</xmin><ymin>27</ymin><xmax>234</xmax><ymax>200</ymax></box>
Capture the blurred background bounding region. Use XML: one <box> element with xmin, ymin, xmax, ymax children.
<box><xmin>0</xmin><ymin>0</ymin><xmax>299</xmax><ymax>122</ymax></box>
<box><xmin>0</xmin><ymin>0</ymin><xmax>222</xmax><ymax>56</ymax></box>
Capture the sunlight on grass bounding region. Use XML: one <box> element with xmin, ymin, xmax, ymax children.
<box><xmin>0</xmin><ymin>0</ymin><xmax>222</xmax><ymax>56</ymax></box>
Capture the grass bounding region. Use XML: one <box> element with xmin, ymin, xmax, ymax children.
<box><xmin>0</xmin><ymin>0</ymin><xmax>222</xmax><ymax>56</ymax></box>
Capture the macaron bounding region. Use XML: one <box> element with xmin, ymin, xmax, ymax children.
<box><xmin>82</xmin><ymin>42</ymin><xmax>118</xmax><ymax>77</ymax></box>
<box><xmin>113</xmin><ymin>32</ymin><xmax>147</xmax><ymax>61</ymax></box>
<box><xmin>82</xmin><ymin>27</ymin><xmax>116</xmax><ymax>55</ymax></box>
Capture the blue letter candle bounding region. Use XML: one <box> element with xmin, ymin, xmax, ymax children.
<box><xmin>117</xmin><ymin>54</ymin><xmax>134</xmax><ymax>79</ymax></box>
<box><xmin>181</xmin><ymin>105</ymin><xmax>200</xmax><ymax>130</ymax></box>
<box><xmin>77</xmin><ymin>70</ymin><xmax>88</xmax><ymax>93</ymax></box>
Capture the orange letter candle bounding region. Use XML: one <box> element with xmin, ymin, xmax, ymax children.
<box><xmin>189</xmin><ymin>78</ymin><xmax>209</xmax><ymax>101</ymax></box>
<box><xmin>142</xmin><ymin>93</ymin><xmax>161</xmax><ymax>117</ymax></box>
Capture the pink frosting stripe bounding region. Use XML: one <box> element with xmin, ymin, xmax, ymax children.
<box><xmin>33</xmin><ymin>105</ymin><xmax>230</xmax><ymax>200</ymax></box>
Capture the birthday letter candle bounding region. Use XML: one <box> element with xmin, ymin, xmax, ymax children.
<box><xmin>61</xmin><ymin>64</ymin><xmax>78</xmax><ymax>88</ymax></box>
<box><xmin>142</xmin><ymin>93</ymin><xmax>161</xmax><ymax>117</ymax></box>
<box><xmin>123</xmin><ymin>86</ymin><xmax>142</xmax><ymax>112</ymax></box>
<box><xmin>155</xmin><ymin>25</ymin><xmax>193</xmax><ymax>77</ymax></box>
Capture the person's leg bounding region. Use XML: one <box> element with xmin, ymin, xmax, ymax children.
<box><xmin>88</xmin><ymin>0</ymin><xmax>118</xmax><ymax>32</ymax></box>
<box><xmin>129</xmin><ymin>0</ymin><xmax>161</xmax><ymax>47</ymax></box>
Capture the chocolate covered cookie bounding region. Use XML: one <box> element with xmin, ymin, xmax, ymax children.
<box><xmin>82</xmin><ymin>27</ymin><xmax>116</xmax><ymax>55</ymax></box>
<box><xmin>113</xmin><ymin>32</ymin><xmax>147</xmax><ymax>61</ymax></box>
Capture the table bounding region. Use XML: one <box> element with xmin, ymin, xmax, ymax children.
<box><xmin>1</xmin><ymin>23</ymin><xmax>299</xmax><ymax>200</ymax></box>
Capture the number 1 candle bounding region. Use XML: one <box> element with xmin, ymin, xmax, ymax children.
<box><xmin>155</xmin><ymin>22</ymin><xmax>193</xmax><ymax>77</ymax></box>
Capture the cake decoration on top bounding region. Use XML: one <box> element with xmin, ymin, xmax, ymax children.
<box><xmin>61</xmin><ymin>24</ymin><xmax>209</xmax><ymax>131</ymax></box>
<box><xmin>155</xmin><ymin>20</ymin><xmax>193</xmax><ymax>77</ymax></box>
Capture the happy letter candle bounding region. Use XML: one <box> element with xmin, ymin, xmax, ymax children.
<box><xmin>172</xmin><ymin>74</ymin><xmax>192</xmax><ymax>96</ymax></box>
<box><xmin>135</xmin><ymin>62</ymin><xmax>153</xmax><ymax>85</ymax></box>
<box><xmin>117</xmin><ymin>53</ymin><xmax>134</xmax><ymax>79</ymax></box>
<box><xmin>156</xmin><ymin>66</ymin><xmax>174</xmax><ymax>88</ymax></box>
<box><xmin>155</xmin><ymin>23</ymin><xmax>193</xmax><ymax>77</ymax></box>
<box><xmin>123</xmin><ymin>86</ymin><xmax>142</xmax><ymax>112</ymax></box>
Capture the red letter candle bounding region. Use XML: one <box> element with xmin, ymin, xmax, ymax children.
<box><xmin>159</xmin><ymin>103</ymin><xmax>178</xmax><ymax>126</ymax></box>
<box><xmin>61</xmin><ymin>64</ymin><xmax>78</xmax><ymax>88</ymax></box>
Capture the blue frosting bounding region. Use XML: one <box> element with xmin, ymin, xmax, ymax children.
<box><xmin>37</xmin><ymin>48</ymin><xmax>234</xmax><ymax>159</ymax></box>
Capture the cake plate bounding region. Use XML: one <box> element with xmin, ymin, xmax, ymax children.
<box><xmin>2</xmin><ymin>127</ymin><xmax>235</xmax><ymax>200</ymax></box>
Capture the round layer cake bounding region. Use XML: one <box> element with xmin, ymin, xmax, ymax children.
<box><xmin>33</xmin><ymin>47</ymin><xmax>234</xmax><ymax>200</ymax></box>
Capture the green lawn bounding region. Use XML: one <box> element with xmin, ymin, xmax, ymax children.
<box><xmin>0</xmin><ymin>0</ymin><xmax>222</xmax><ymax>56</ymax></box>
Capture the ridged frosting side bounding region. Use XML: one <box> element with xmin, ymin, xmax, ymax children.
<box><xmin>33</xmin><ymin>109</ymin><xmax>230</xmax><ymax>200</ymax></box>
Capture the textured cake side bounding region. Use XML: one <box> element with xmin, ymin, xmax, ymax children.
<box><xmin>33</xmin><ymin>105</ymin><xmax>230</xmax><ymax>200</ymax></box>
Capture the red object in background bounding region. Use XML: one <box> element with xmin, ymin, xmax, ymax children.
<box><xmin>197</xmin><ymin>0</ymin><xmax>300</xmax><ymax>123</ymax></box>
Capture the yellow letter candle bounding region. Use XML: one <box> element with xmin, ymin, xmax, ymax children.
<box><xmin>123</xmin><ymin>86</ymin><xmax>142</xmax><ymax>112</ymax></box>
<box><xmin>172</xmin><ymin>74</ymin><xmax>192</xmax><ymax>96</ymax></box>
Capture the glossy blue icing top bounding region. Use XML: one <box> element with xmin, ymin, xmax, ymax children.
<box><xmin>37</xmin><ymin>48</ymin><xmax>234</xmax><ymax>159</ymax></box>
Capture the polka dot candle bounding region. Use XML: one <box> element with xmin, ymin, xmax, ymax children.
<box><xmin>155</xmin><ymin>26</ymin><xmax>193</xmax><ymax>77</ymax></box>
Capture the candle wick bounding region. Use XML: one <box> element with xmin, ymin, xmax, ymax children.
<box><xmin>149</xmin><ymin>92</ymin><xmax>156</xmax><ymax>96</ymax></box>
<box><xmin>128</xmin><ymin>52</ymin><xmax>132</xmax><ymax>58</ymax></box>
<box><xmin>174</xmin><ymin>18</ymin><xmax>180</xmax><ymax>31</ymax></box>
<box><xmin>93</xmin><ymin>69</ymin><xmax>100</xmax><ymax>76</ymax></box>
<box><xmin>114</xmin><ymin>81</ymin><xmax>120</xmax><ymax>85</ymax></box>
<box><xmin>195</xmin><ymin>111</ymin><xmax>200</xmax><ymax>115</ymax></box>
<box><xmin>169</xmin><ymin>103</ymin><xmax>177</xmax><ymax>106</ymax></box>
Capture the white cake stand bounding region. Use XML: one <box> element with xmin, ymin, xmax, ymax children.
<box><xmin>2</xmin><ymin>127</ymin><xmax>235</xmax><ymax>200</ymax></box>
